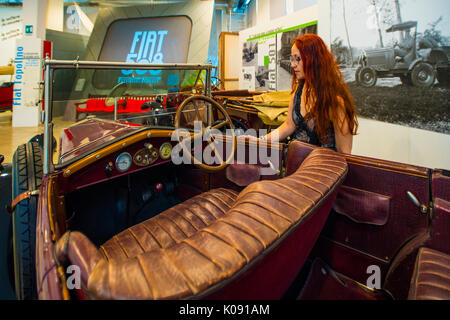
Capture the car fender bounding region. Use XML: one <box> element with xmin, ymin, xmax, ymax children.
<box><xmin>408</xmin><ymin>58</ymin><xmax>427</xmax><ymax>72</ymax></box>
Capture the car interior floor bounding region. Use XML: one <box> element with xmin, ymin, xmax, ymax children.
<box><xmin>65</xmin><ymin>162</ymin><xmax>183</xmax><ymax>246</ymax></box>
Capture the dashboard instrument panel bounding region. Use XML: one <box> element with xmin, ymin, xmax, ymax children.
<box><xmin>62</xmin><ymin>137</ymin><xmax>176</xmax><ymax>193</ymax></box>
<box><xmin>133</xmin><ymin>143</ymin><xmax>159</xmax><ymax>166</ymax></box>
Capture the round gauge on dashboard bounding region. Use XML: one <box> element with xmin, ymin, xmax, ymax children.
<box><xmin>115</xmin><ymin>152</ymin><xmax>132</xmax><ymax>172</ymax></box>
<box><xmin>159</xmin><ymin>142</ymin><xmax>172</xmax><ymax>160</ymax></box>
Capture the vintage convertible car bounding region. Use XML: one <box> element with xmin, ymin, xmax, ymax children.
<box><xmin>7</xmin><ymin>60</ymin><xmax>449</xmax><ymax>300</ymax></box>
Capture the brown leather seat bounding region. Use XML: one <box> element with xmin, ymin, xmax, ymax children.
<box><xmin>55</xmin><ymin>148</ymin><xmax>347</xmax><ymax>300</ymax></box>
<box><xmin>408</xmin><ymin>247</ymin><xmax>450</xmax><ymax>300</ymax></box>
<box><xmin>100</xmin><ymin>188</ymin><xmax>239</xmax><ymax>261</ymax></box>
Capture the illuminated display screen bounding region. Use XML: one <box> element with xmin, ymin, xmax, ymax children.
<box><xmin>95</xmin><ymin>16</ymin><xmax>192</xmax><ymax>89</ymax></box>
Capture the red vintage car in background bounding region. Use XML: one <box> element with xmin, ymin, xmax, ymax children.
<box><xmin>5</xmin><ymin>59</ymin><xmax>449</xmax><ymax>301</ymax></box>
<box><xmin>0</xmin><ymin>65</ymin><xmax>14</xmax><ymax>112</ymax></box>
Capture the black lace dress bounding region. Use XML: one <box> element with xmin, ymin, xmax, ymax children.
<box><xmin>291</xmin><ymin>82</ymin><xmax>336</xmax><ymax>151</ymax></box>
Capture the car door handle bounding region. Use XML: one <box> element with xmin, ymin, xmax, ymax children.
<box><xmin>406</xmin><ymin>191</ymin><xmax>428</xmax><ymax>214</ymax></box>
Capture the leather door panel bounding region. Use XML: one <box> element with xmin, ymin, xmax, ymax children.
<box><xmin>312</xmin><ymin>155</ymin><xmax>431</xmax><ymax>286</ymax></box>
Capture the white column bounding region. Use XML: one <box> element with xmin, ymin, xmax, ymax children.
<box><xmin>286</xmin><ymin>0</ymin><xmax>294</xmax><ymax>15</ymax></box>
<box><xmin>12</xmin><ymin>0</ymin><xmax>48</xmax><ymax>127</ymax></box>
<box><xmin>318</xmin><ymin>0</ymin><xmax>331</xmax><ymax>47</ymax></box>
<box><xmin>46</xmin><ymin>0</ymin><xmax>64</xmax><ymax>31</ymax></box>
<box><xmin>257</xmin><ymin>0</ymin><xmax>270</xmax><ymax>26</ymax></box>
<box><xmin>22</xmin><ymin>0</ymin><xmax>48</xmax><ymax>39</ymax></box>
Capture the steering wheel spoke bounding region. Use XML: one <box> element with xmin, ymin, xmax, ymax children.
<box><xmin>208</xmin><ymin>141</ymin><xmax>224</xmax><ymax>165</ymax></box>
<box><xmin>175</xmin><ymin>95</ymin><xmax>236</xmax><ymax>171</ymax></box>
<box><xmin>192</xmin><ymin>100</ymin><xmax>203</xmax><ymax>122</ymax></box>
<box><xmin>212</xmin><ymin>119</ymin><xmax>231</xmax><ymax>131</ymax></box>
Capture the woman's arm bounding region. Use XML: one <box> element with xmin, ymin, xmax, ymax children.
<box><xmin>334</xmin><ymin>99</ymin><xmax>353</xmax><ymax>154</ymax></box>
<box><xmin>263</xmin><ymin>92</ymin><xmax>296</xmax><ymax>142</ymax></box>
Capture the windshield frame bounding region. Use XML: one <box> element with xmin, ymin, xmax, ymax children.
<box><xmin>43</xmin><ymin>59</ymin><xmax>213</xmax><ymax>175</ymax></box>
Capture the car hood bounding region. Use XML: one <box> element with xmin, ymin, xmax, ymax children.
<box><xmin>58</xmin><ymin>118</ymin><xmax>140</xmax><ymax>164</ymax></box>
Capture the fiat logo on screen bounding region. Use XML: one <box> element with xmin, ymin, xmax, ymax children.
<box><xmin>121</xmin><ymin>30</ymin><xmax>168</xmax><ymax>76</ymax></box>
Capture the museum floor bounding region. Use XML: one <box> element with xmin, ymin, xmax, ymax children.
<box><xmin>0</xmin><ymin>111</ymin><xmax>71</xmax><ymax>164</ymax></box>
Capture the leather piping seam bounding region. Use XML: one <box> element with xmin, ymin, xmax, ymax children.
<box><xmin>158</xmin><ymin>215</ymin><xmax>189</xmax><ymax>238</ymax></box>
<box><xmin>99</xmin><ymin>246</ymin><xmax>111</xmax><ymax>261</ymax></box>
<box><xmin>113</xmin><ymin>235</ymin><xmax>130</xmax><ymax>259</ymax></box>
<box><xmin>206</xmin><ymin>192</ymin><xmax>236</xmax><ymax>211</ymax></box>
<box><xmin>140</xmin><ymin>223</ymin><xmax>164</xmax><ymax>249</ymax></box>
<box><xmin>300</xmin><ymin>165</ymin><xmax>343</xmax><ymax>176</ymax></box>
<box><xmin>170</xmin><ymin>206</ymin><xmax>207</xmax><ymax>231</ymax></box>
<box><xmin>193</xmin><ymin>196</ymin><xmax>229</xmax><ymax>218</ymax></box>
<box><xmin>416</xmin><ymin>281</ymin><xmax>450</xmax><ymax>292</ymax></box>
<box><xmin>230</xmin><ymin>208</ymin><xmax>282</xmax><ymax>237</ymax></box>
<box><xmin>162</xmin><ymin>250</ymin><xmax>197</xmax><ymax>294</ymax></box>
<box><xmin>418</xmin><ymin>271</ymin><xmax>450</xmax><ymax>281</ymax></box>
<box><xmin>218</xmin><ymin>219</ymin><xmax>266</xmax><ymax>249</ymax></box>
<box><xmin>175</xmin><ymin>204</ymin><xmax>210</xmax><ymax>227</ymax></box>
<box><xmin>135</xmin><ymin>255</ymin><xmax>156</xmax><ymax>299</ymax></box>
<box><xmin>202</xmin><ymin>228</ymin><xmax>249</xmax><ymax>263</ymax></box>
<box><xmin>290</xmin><ymin>175</ymin><xmax>325</xmax><ymax>196</ymax></box>
<box><xmin>152</xmin><ymin>219</ymin><xmax>178</xmax><ymax>244</ymax></box>
<box><xmin>127</xmin><ymin>228</ymin><xmax>146</xmax><ymax>253</ymax></box>
<box><xmin>232</xmin><ymin>197</ymin><xmax>294</xmax><ymax>224</ymax></box>
<box><xmin>410</xmin><ymin>247</ymin><xmax>422</xmax><ymax>300</ymax></box>
<box><xmin>420</xmin><ymin>260</ymin><xmax>450</xmax><ymax>269</ymax></box>
<box><xmin>268</xmin><ymin>181</ymin><xmax>316</xmax><ymax>205</ymax></box>
<box><xmin>186</xmin><ymin>201</ymin><xmax>220</xmax><ymax>225</ymax></box>
<box><xmin>162</xmin><ymin>212</ymin><xmax>197</xmax><ymax>236</ymax></box>
<box><xmin>422</xmin><ymin>249</ymin><xmax>450</xmax><ymax>260</ymax></box>
<box><xmin>182</xmin><ymin>238</ymin><xmax>224</xmax><ymax>271</ymax></box>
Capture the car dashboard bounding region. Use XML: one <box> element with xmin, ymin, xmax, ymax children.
<box><xmin>56</xmin><ymin>129</ymin><xmax>177</xmax><ymax>194</ymax></box>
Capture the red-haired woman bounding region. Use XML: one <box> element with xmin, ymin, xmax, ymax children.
<box><xmin>264</xmin><ymin>34</ymin><xmax>358</xmax><ymax>154</ymax></box>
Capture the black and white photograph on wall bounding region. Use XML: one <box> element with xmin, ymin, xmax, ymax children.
<box><xmin>242</xmin><ymin>35</ymin><xmax>277</xmax><ymax>91</ymax></box>
<box><xmin>276</xmin><ymin>23</ymin><xmax>317</xmax><ymax>91</ymax></box>
<box><xmin>331</xmin><ymin>0</ymin><xmax>450</xmax><ymax>134</ymax></box>
<box><xmin>242</xmin><ymin>39</ymin><xmax>258</xmax><ymax>90</ymax></box>
<box><xmin>256</xmin><ymin>35</ymin><xmax>277</xmax><ymax>91</ymax></box>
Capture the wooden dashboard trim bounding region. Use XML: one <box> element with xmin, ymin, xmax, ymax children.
<box><xmin>62</xmin><ymin>129</ymin><xmax>286</xmax><ymax>178</ymax></box>
<box><xmin>62</xmin><ymin>129</ymin><xmax>174</xmax><ymax>178</ymax></box>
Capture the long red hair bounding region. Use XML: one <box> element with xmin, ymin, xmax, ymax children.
<box><xmin>292</xmin><ymin>34</ymin><xmax>358</xmax><ymax>142</ymax></box>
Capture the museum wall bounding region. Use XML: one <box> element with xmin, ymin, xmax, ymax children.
<box><xmin>238</xmin><ymin>0</ymin><xmax>449</xmax><ymax>170</ymax></box>
<box><xmin>0</xmin><ymin>6</ymin><xmax>21</xmax><ymax>82</ymax></box>
<box><xmin>1</xmin><ymin>0</ymin><xmax>448</xmax><ymax>169</ymax></box>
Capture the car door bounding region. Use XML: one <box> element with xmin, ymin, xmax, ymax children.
<box><xmin>311</xmin><ymin>153</ymin><xmax>431</xmax><ymax>299</ymax></box>
<box><xmin>284</xmin><ymin>140</ymin><xmax>431</xmax><ymax>299</ymax></box>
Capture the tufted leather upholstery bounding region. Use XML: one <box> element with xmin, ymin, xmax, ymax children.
<box><xmin>55</xmin><ymin>148</ymin><xmax>347</xmax><ymax>300</ymax></box>
<box><xmin>100</xmin><ymin>188</ymin><xmax>239</xmax><ymax>261</ymax></box>
<box><xmin>408</xmin><ymin>247</ymin><xmax>450</xmax><ymax>300</ymax></box>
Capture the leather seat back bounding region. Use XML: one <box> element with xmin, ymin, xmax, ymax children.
<box><xmin>408</xmin><ymin>247</ymin><xmax>450</xmax><ymax>300</ymax></box>
<box><xmin>285</xmin><ymin>140</ymin><xmax>315</xmax><ymax>176</ymax></box>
